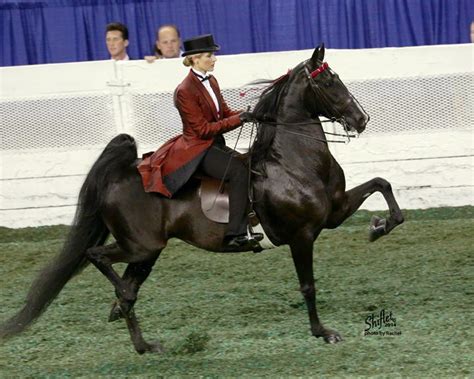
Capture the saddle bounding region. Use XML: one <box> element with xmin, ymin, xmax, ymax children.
<box><xmin>197</xmin><ymin>153</ymin><xmax>250</xmax><ymax>224</ymax></box>
<box><xmin>197</xmin><ymin>176</ymin><xmax>271</xmax><ymax>252</ymax></box>
<box><xmin>198</xmin><ymin>176</ymin><xmax>230</xmax><ymax>223</ymax></box>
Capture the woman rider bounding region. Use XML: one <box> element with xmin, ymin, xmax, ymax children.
<box><xmin>138</xmin><ymin>34</ymin><xmax>258</xmax><ymax>248</ymax></box>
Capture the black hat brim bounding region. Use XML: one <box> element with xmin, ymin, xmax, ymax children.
<box><xmin>181</xmin><ymin>45</ymin><xmax>220</xmax><ymax>57</ymax></box>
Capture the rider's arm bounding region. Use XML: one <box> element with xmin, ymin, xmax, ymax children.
<box><xmin>175</xmin><ymin>87</ymin><xmax>242</xmax><ymax>140</ymax></box>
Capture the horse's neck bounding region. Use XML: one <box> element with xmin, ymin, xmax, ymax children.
<box><xmin>278</xmin><ymin>84</ymin><xmax>326</xmax><ymax>138</ymax></box>
<box><xmin>272</xmin><ymin>95</ymin><xmax>328</xmax><ymax>160</ymax></box>
<box><xmin>259</xmin><ymin>84</ymin><xmax>329</xmax><ymax>177</ymax></box>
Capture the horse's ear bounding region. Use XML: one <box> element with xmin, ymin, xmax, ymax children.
<box><xmin>319</xmin><ymin>43</ymin><xmax>325</xmax><ymax>60</ymax></box>
<box><xmin>311</xmin><ymin>43</ymin><xmax>325</xmax><ymax>64</ymax></box>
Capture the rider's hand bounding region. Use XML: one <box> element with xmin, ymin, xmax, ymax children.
<box><xmin>239</xmin><ymin>111</ymin><xmax>256</xmax><ymax>123</ymax></box>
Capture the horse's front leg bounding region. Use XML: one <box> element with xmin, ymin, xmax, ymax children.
<box><xmin>290</xmin><ymin>232</ymin><xmax>342</xmax><ymax>344</ymax></box>
<box><xmin>327</xmin><ymin>177</ymin><xmax>404</xmax><ymax>241</ymax></box>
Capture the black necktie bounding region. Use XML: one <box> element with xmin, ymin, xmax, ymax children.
<box><xmin>193</xmin><ymin>71</ymin><xmax>210</xmax><ymax>82</ymax></box>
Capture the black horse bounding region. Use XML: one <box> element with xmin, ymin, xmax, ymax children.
<box><xmin>0</xmin><ymin>45</ymin><xmax>404</xmax><ymax>354</ymax></box>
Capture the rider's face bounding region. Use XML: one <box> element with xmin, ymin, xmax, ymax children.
<box><xmin>192</xmin><ymin>52</ymin><xmax>217</xmax><ymax>73</ymax></box>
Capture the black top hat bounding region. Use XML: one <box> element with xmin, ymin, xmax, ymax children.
<box><xmin>182</xmin><ymin>34</ymin><xmax>220</xmax><ymax>56</ymax></box>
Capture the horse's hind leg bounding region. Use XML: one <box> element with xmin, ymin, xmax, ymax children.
<box><xmin>86</xmin><ymin>243</ymin><xmax>164</xmax><ymax>354</ymax></box>
<box><xmin>85</xmin><ymin>243</ymin><xmax>162</xmax><ymax>312</ymax></box>
<box><xmin>86</xmin><ymin>243</ymin><xmax>139</xmax><ymax>304</ymax></box>
<box><xmin>109</xmin><ymin>259</ymin><xmax>158</xmax><ymax>322</ymax></box>
<box><xmin>327</xmin><ymin>177</ymin><xmax>404</xmax><ymax>241</ymax></box>
<box><xmin>124</xmin><ymin>308</ymin><xmax>164</xmax><ymax>354</ymax></box>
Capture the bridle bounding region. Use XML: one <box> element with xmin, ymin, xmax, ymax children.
<box><xmin>304</xmin><ymin>63</ymin><xmax>347</xmax><ymax>124</ymax></box>
<box><xmin>304</xmin><ymin>60</ymin><xmax>369</xmax><ymax>135</ymax></box>
<box><xmin>218</xmin><ymin>60</ymin><xmax>368</xmax><ymax>210</ymax></box>
<box><xmin>245</xmin><ymin>60</ymin><xmax>369</xmax><ymax>145</ymax></box>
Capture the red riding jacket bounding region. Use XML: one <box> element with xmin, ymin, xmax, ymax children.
<box><xmin>137</xmin><ymin>70</ymin><xmax>242</xmax><ymax>197</ymax></box>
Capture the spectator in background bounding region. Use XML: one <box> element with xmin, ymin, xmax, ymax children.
<box><xmin>106</xmin><ymin>22</ymin><xmax>130</xmax><ymax>61</ymax></box>
<box><xmin>144</xmin><ymin>24</ymin><xmax>182</xmax><ymax>62</ymax></box>
<box><xmin>471</xmin><ymin>21</ymin><xmax>474</xmax><ymax>43</ymax></box>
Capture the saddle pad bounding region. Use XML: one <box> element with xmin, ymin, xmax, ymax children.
<box><xmin>199</xmin><ymin>177</ymin><xmax>229</xmax><ymax>223</ymax></box>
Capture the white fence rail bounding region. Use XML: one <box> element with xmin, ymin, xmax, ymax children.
<box><xmin>1</xmin><ymin>44</ymin><xmax>473</xmax><ymax>227</ymax></box>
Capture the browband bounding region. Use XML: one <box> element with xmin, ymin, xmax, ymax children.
<box><xmin>310</xmin><ymin>62</ymin><xmax>329</xmax><ymax>78</ymax></box>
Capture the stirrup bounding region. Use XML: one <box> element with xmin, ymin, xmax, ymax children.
<box><xmin>247</xmin><ymin>225</ymin><xmax>263</xmax><ymax>242</ymax></box>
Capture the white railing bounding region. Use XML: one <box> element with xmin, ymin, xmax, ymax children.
<box><xmin>1</xmin><ymin>44</ymin><xmax>473</xmax><ymax>227</ymax></box>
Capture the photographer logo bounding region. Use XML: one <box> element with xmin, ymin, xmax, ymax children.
<box><xmin>364</xmin><ymin>309</ymin><xmax>401</xmax><ymax>336</ymax></box>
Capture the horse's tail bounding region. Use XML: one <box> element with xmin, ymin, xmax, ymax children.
<box><xmin>0</xmin><ymin>134</ymin><xmax>138</xmax><ymax>339</ymax></box>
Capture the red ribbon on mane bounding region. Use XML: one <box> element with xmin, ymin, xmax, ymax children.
<box><xmin>310</xmin><ymin>62</ymin><xmax>329</xmax><ymax>78</ymax></box>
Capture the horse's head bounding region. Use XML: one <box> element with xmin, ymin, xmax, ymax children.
<box><xmin>301</xmin><ymin>44</ymin><xmax>369</xmax><ymax>133</ymax></box>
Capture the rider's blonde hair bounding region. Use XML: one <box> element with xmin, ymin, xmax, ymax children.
<box><xmin>183</xmin><ymin>53</ymin><xmax>203</xmax><ymax>67</ymax></box>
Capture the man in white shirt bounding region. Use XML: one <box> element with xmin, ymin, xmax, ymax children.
<box><xmin>106</xmin><ymin>22</ymin><xmax>130</xmax><ymax>61</ymax></box>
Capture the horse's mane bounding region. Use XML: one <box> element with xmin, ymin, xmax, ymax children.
<box><xmin>250</xmin><ymin>72</ymin><xmax>292</xmax><ymax>167</ymax></box>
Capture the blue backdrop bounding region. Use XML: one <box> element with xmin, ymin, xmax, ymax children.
<box><xmin>1</xmin><ymin>0</ymin><xmax>473</xmax><ymax>67</ymax></box>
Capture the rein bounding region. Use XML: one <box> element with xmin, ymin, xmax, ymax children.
<box><xmin>239</xmin><ymin>118</ymin><xmax>355</xmax><ymax>209</ymax></box>
<box><xmin>255</xmin><ymin>119</ymin><xmax>357</xmax><ymax>144</ymax></box>
<box><xmin>238</xmin><ymin>61</ymin><xmax>363</xmax><ymax>145</ymax></box>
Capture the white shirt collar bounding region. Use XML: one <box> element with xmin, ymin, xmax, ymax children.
<box><xmin>111</xmin><ymin>54</ymin><xmax>130</xmax><ymax>61</ymax></box>
<box><xmin>191</xmin><ymin>68</ymin><xmax>209</xmax><ymax>80</ymax></box>
<box><xmin>191</xmin><ymin>69</ymin><xmax>219</xmax><ymax>112</ymax></box>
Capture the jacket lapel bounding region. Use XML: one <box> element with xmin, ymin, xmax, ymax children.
<box><xmin>188</xmin><ymin>71</ymin><xmax>219</xmax><ymax>120</ymax></box>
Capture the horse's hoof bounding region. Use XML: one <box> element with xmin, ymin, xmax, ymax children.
<box><xmin>136</xmin><ymin>341</ymin><xmax>165</xmax><ymax>354</ymax></box>
<box><xmin>108</xmin><ymin>301</ymin><xmax>123</xmax><ymax>322</ymax></box>
<box><xmin>324</xmin><ymin>332</ymin><xmax>343</xmax><ymax>344</ymax></box>
<box><xmin>314</xmin><ymin>327</ymin><xmax>343</xmax><ymax>344</ymax></box>
<box><xmin>369</xmin><ymin>216</ymin><xmax>386</xmax><ymax>242</ymax></box>
<box><xmin>148</xmin><ymin>341</ymin><xmax>165</xmax><ymax>354</ymax></box>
